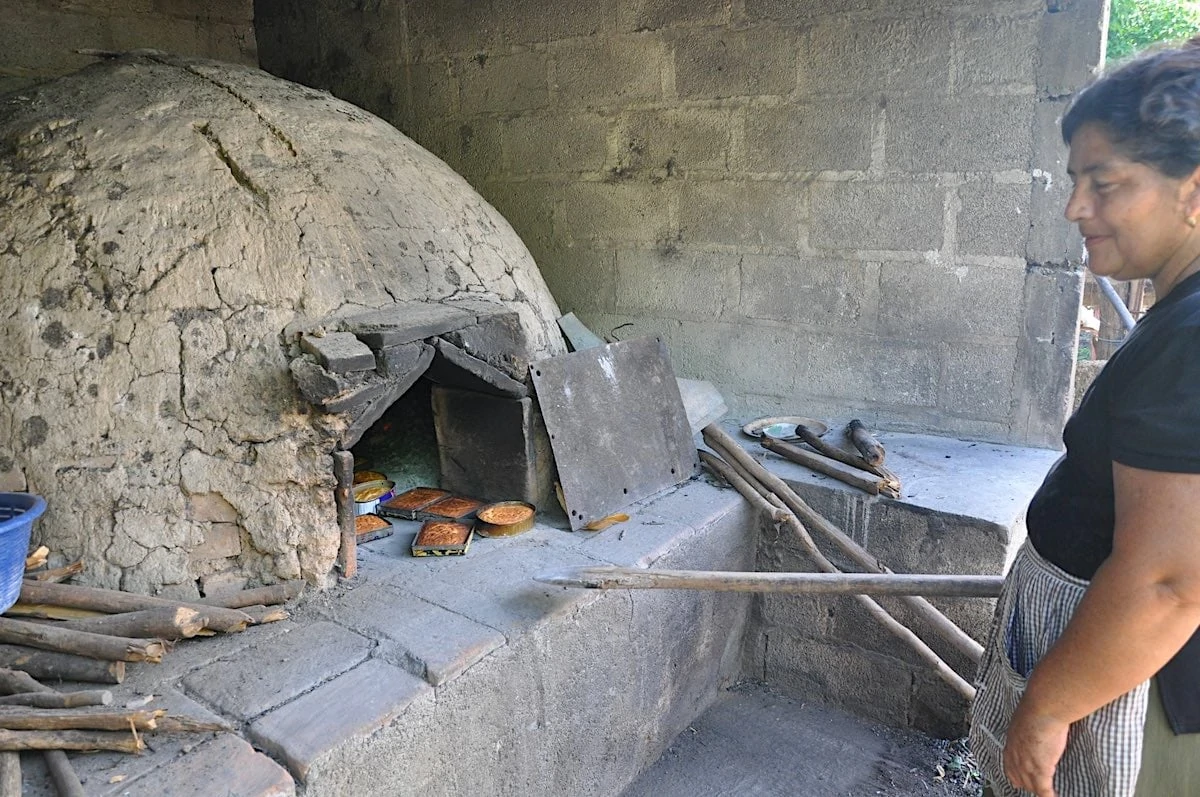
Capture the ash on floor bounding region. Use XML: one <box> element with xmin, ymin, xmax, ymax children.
<box><xmin>622</xmin><ymin>682</ymin><xmax>983</xmax><ymax>797</ymax></box>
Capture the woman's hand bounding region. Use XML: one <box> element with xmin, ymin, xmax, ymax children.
<box><xmin>1003</xmin><ymin>702</ymin><xmax>1070</xmax><ymax>796</ymax></box>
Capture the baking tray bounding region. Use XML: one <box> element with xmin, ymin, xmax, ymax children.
<box><xmin>411</xmin><ymin>519</ymin><xmax>474</xmax><ymax>557</ymax></box>
<box><xmin>417</xmin><ymin>495</ymin><xmax>484</xmax><ymax>521</ymax></box>
<box><xmin>354</xmin><ymin>514</ymin><xmax>394</xmax><ymax>544</ymax></box>
<box><xmin>378</xmin><ymin>486</ymin><xmax>450</xmax><ymax>520</ymax></box>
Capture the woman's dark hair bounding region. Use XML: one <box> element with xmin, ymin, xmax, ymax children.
<box><xmin>1062</xmin><ymin>37</ymin><xmax>1200</xmax><ymax>177</ymax></box>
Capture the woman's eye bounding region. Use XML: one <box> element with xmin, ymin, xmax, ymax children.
<box><xmin>1094</xmin><ymin>181</ymin><xmax>1116</xmax><ymax>193</ymax></box>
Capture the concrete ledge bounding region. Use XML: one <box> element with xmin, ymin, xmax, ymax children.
<box><xmin>16</xmin><ymin>429</ymin><xmax>1058</xmax><ymax>792</ymax></box>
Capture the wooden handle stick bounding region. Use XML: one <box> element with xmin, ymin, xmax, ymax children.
<box><xmin>698</xmin><ymin>449</ymin><xmax>976</xmax><ymax>700</ymax></box>
<box><xmin>703</xmin><ymin>425</ymin><xmax>984</xmax><ymax>664</ymax></box>
<box><xmin>0</xmin><ymin>618</ymin><xmax>166</xmax><ymax>663</ymax></box>
<box><xmin>334</xmin><ymin>450</ymin><xmax>357</xmax><ymax>579</ymax></box>
<box><xmin>0</xmin><ymin>751</ymin><xmax>17</xmax><ymax>797</ymax></box>
<box><xmin>17</xmin><ymin>582</ymin><xmax>253</xmax><ymax>633</ymax></box>
<box><xmin>846</xmin><ymin>419</ymin><xmax>886</xmax><ymax>465</ymax></box>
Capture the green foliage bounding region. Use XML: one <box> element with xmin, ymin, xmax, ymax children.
<box><xmin>1107</xmin><ymin>0</ymin><xmax>1200</xmax><ymax>61</ymax></box>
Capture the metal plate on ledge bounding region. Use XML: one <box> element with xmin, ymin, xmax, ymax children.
<box><xmin>531</xmin><ymin>336</ymin><xmax>698</xmax><ymax>531</ymax></box>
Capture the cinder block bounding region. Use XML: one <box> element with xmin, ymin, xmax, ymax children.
<box><xmin>614</xmin><ymin>108</ymin><xmax>731</xmax><ymax>175</ymax></box>
<box><xmin>539</xmin><ymin>248</ymin><xmax>618</xmax><ymax>314</ymax></box>
<box><xmin>151</xmin><ymin>0</ymin><xmax>252</xmax><ymax>24</ymax></box>
<box><xmin>483</xmin><ymin>181</ymin><xmax>558</xmax><ymax>265</ymax></box>
<box><xmin>406</xmin><ymin>0</ymin><xmax>499</xmax><ymax>59</ymax></box>
<box><xmin>800</xmin><ymin>16</ymin><xmax>952</xmax><ymax>97</ymax></box>
<box><xmin>878</xmin><ymin>260</ymin><xmax>1025</xmax><ymax>339</ymax></box>
<box><xmin>1027</xmin><ymin>99</ymin><xmax>1079</xmax><ymax>264</ymax></box>
<box><xmin>556</xmin><ymin>182</ymin><xmax>674</xmax><ymax>244</ymax></box>
<box><xmin>615</xmin><ymin>249</ymin><xmax>740</xmax><ymax>319</ymax></box>
<box><xmin>762</xmin><ymin>632</ymin><xmax>915</xmax><ymax>728</ymax></box>
<box><xmin>300</xmin><ymin>332</ymin><xmax>376</xmax><ymax>373</ymax></box>
<box><xmin>678</xmin><ymin>180</ymin><xmax>801</xmax><ymax>247</ymax></box>
<box><xmin>501</xmin><ymin>113</ymin><xmax>610</xmax><ymax>175</ymax></box>
<box><xmin>674</xmin><ymin>27</ymin><xmax>797</xmax><ymax>99</ymax></box>
<box><xmin>801</xmin><ymin>334</ymin><xmax>938</xmax><ymax>407</ymax></box>
<box><xmin>743</xmin><ymin>103</ymin><xmax>874</xmax><ymax>173</ymax></box>
<box><xmin>740</xmin><ymin>254</ymin><xmax>881</xmax><ymax>329</ymax></box>
<box><xmin>459</xmin><ymin>50</ymin><xmax>549</xmax><ymax>114</ymax></box>
<box><xmin>938</xmin><ymin>340</ymin><xmax>1019</xmax><ymax>420</ymax></box>
<box><xmin>954</xmin><ymin>13</ymin><xmax>1039</xmax><ymax>93</ymax></box>
<box><xmin>494</xmin><ymin>0</ymin><xmax>616</xmax><ymax>44</ymax></box>
<box><xmin>1036</xmin><ymin>0</ymin><xmax>1106</xmax><ymax>98</ymax></box>
<box><xmin>886</xmin><ymin>97</ymin><xmax>1034</xmax><ymax>172</ymax></box>
<box><xmin>1011</xmin><ymin>264</ymin><xmax>1083</xmax><ymax>447</ymax></box>
<box><xmin>618</xmin><ymin>0</ymin><xmax>725</xmax><ymax>31</ymax></box>
<box><xmin>410</xmin><ymin>60</ymin><xmax>460</xmax><ymax>120</ymax></box>
<box><xmin>957</xmin><ymin>181</ymin><xmax>1032</xmax><ymax>257</ymax></box>
<box><xmin>553</xmin><ymin>36</ymin><xmax>665</xmax><ymax>108</ymax></box>
<box><xmin>668</xmin><ymin>321</ymin><xmax>806</xmax><ymax>394</ymax></box>
<box><xmin>809</xmin><ymin>181</ymin><xmax>944</xmax><ymax>251</ymax></box>
<box><xmin>412</xmin><ymin>115</ymin><xmax>502</xmax><ymax>185</ymax></box>
<box><xmin>0</xmin><ymin>5</ymin><xmax>110</xmax><ymax>74</ymax></box>
<box><xmin>742</xmin><ymin>0</ymin><xmax>871</xmax><ymax>24</ymax></box>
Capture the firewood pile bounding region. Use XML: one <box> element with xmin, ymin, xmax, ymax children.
<box><xmin>0</xmin><ymin>547</ymin><xmax>304</xmax><ymax>796</ymax></box>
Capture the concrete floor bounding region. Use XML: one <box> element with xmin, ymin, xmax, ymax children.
<box><xmin>623</xmin><ymin>682</ymin><xmax>984</xmax><ymax>797</ymax></box>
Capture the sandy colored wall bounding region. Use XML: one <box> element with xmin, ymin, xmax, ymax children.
<box><xmin>255</xmin><ymin>0</ymin><xmax>1105</xmax><ymax>448</ymax></box>
<box><xmin>0</xmin><ymin>0</ymin><xmax>256</xmax><ymax>94</ymax></box>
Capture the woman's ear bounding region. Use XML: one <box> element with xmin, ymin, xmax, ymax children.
<box><xmin>1184</xmin><ymin>165</ymin><xmax>1200</xmax><ymax>223</ymax></box>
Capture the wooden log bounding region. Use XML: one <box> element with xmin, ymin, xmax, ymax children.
<box><xmin>334</xmin><ymin>450</ymin><xmax>357</xmax><ymax>579</ymax></box>
<box><xmin>154</xmin><ymin>715</ymin><xmax>235</xmax><ymax>733</ymax></box>
<box><xmin>703</xmin><ymin>425</ymin><xmax>985</xmax><ymax>665</ymax></box>
<box><xmin>845</xmin><ymin>419</ymin><xmax>886</xmax><ymax>465</ymax></box>
<box><xmin>197</xmin><ymin>581</ymin><xmax>304</xmax><ymax>609</ymax></box>
<box><xmin>761</xmin><ymin>437</ymin><xmax>896</xmax><ymax>498</ymax></box>
<box><xmin>24</xmin><ymin>546</ymin><xmax>49</xmax><ymax>572</ymax></box>
<box><xmin>56</xmin><ymin>607</ymin><xmax>207</xmax><ymax>639</ymax></box>
<box><xmin>0</xmin><ymin>728</ymin><xmax>143</xmax><ymax>753</ymax></box>
<box><xmin>699</xmin><ymin>446</ymin><xmax>976</xmax><ymax>700</ymax></box>
<box><xmin>27</xmin><ymin>561</ymin><xmax>84</xmax><ymax>583</ymax></box>
<box><xmin>0</xmin><ymin>690</ymin><xmax>111</xmax><ymax>709</ymax></box>
<box><xmin>0</xmin><ymin>708</ymin><xmax>163</xmax><ymax>732</ymax></box>
<box><xmin>6</xmin><ymin>604</ymin><xmax>105</xmax><ymax>621</ymax></box>
<box><xmin>537</xmin><ymin>566</ymin><xmax>1004</xmax><ymax>598</ymax></box>
<box><xmin>0</xmin><ymin>646</ymin><xmax>124</xmax><ymax>684</ymax></box>
<box><xmin>45</xmin><ymin>750</ymin><xmax>85</xmax><ymax>797</ymax></box>
<box><xmin>793</xmin><ymin>424</ymin><xmax>899</xmax><ymax>487</ymax></box>
<box><xmin>239</xmin><ymin>605</ymin><xmax>289</xmax><ymax>625</ymax></box>
<box><xmin>0</xmin><ymin>670</ymin><xmax>93</xmax><ymax>795</ymax></box>
<box><xmin>0</xmin><ymin>751</ymin><xmax>18</xmax><ymax>797</ymax></box>
<box><xmin>0</xmin><ymin>618</ymin><xmax>166</xmax><ymax>663</ymax></box>
<box><xmin>17</xmin><ymin>582</ymin><xmax>253</xmax><ymax>633</ymax></box>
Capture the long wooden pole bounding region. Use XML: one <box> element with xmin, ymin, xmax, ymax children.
<box><xmin>334</xmin><ymin>450</ymin><xmax>357</xmax><ymax>579</ymax></box>
<box><xmin>0</xmin><ymin>618</ymin><xmax>166</xmax><ymax>663</ymax></box>
<box><xmin>698</xmin><ymin>450</ymin><xmax>976</xmax><ymax>701</ymax></box>
<box><xmin>703</xmin><ymin>425</ymin><xmax>985</xmax><ymax>664</ymax></box>
<box><xmin>17</xmin><ymin>582</ymin><xmax>253</xmax><ymax>633</ymax></box>
<box><xmin>536</xmin><ymin>566</ymin><xmax>1004</xmax><ymax>597</ymax></box>
<box><xmin>0</xmin><ymin>670</ymin><xmax>89</xmax><ymax>797</ymax></box>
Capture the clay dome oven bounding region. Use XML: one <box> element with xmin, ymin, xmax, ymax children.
<box><xmin>0</xmin><ymin>53</ymin><xmax>565</xmax><ymax>597</ymax></box>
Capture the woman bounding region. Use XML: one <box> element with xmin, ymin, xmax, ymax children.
<box><xmin>969</xmin><ymin>39</ymin><xmax>1200</xmax><ymax>797</ymax></box>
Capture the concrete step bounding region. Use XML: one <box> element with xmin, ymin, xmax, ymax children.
<box><xmin>622</xmin><ymin>683</ymin><xmax>983</xmax><ymax>797</ymax></box>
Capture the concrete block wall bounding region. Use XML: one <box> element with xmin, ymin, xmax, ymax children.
<box><xmin>0</xmin><ymin>0</ymin><xmax>256</xmax><ymax>94</ymax></box>
<box><xmin>256</xmin><ymin>0</ymin><xmax>1106</xmax><ymax>449</ymax></box>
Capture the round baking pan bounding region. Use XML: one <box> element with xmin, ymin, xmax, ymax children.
<box><xmin>741</xmin><ymin>416</ymin><xmax>828</xmax><ymax>442</ymax></box>
<box><xmin>353</xmin><ymin>479</ymin><xmax>395</xmax><ymax>516</ymax></box>
<box><xmin>475</xmin><ymin>501</ymin><xmax>537</xmax><ymax>537</ymax></box>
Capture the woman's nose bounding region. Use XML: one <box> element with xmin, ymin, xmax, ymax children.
<box><xmin>1064</xmin><ymin>185</ymin><xmax>1090</xmax><ymax>223</ymax></box>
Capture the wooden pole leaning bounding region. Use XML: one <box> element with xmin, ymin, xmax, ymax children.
<box><xmin>702</xmin><ymin>424</ymin><xmax>985</xmax><ymax>665</ymax></box>
<box><xmin>697</xmin><ymin>449</ymin><xmax>976</xmax><ymax>701</ymax></box>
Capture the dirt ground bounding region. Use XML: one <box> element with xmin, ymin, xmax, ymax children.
<box><xmin>623</xmin><ymin>681</ymin><xmax>984</xmax><ymax>797</ymax></box>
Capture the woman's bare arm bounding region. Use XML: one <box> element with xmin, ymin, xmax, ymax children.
<box><xmin>1003</xmin><ymin>463</ymin><xmax>1200</xmax><ymax>796</ymax></box>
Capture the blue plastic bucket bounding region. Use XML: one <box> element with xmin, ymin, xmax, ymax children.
<box><xmin>0</xmin><ymin>493</ymin><xmax>46</xmax><ymax>614</ymax></box>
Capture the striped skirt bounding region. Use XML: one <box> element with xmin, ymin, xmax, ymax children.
<box><xmin>969</xmin><ymin>540</ymin><xmax>1150</xmax><ymax>797</ymax></box>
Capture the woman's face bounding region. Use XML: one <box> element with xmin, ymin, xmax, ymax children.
<box><xmin>1065</xmin><ymin>123</ymin><xmax>1198</xmax><ymax>291</ymax></box>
